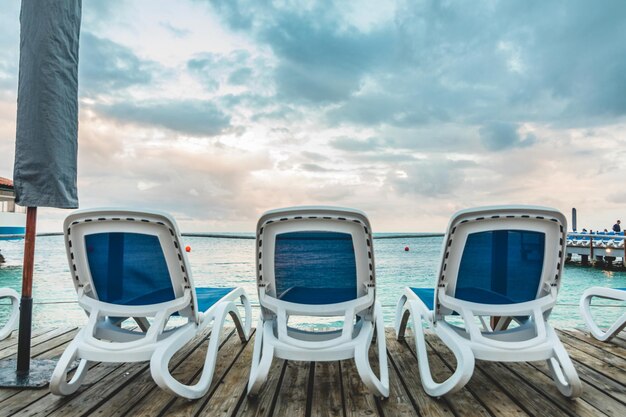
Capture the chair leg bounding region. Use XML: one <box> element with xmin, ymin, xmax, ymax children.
<box><xmin>404</xmin><ymin>300</ymin><xmax>475</xmax><ymax>397</ymax></box>
<box><xmin>49</xmin><ymin>336</ymin><xmax>90</xmax><ymax>395</ymax></box>
<box><xmin>546</xmin><ymin>328</ymin><xmax>582</xmax><ymax>398</ymax></box>
<box><xmin>150</xmin><ymin>301</ymin><xmax>238</xmax><ymax>399</ymax></box>
<box><xmin>230</xmin><ymin>293</ymin><xmax>252</xmax><ymax>342</ymax></box>
<box><xmin>354</xmin><ymin>301</ymin><xmax>389</xmax><ymax>398</ymax></box>
<box><xmin>247</xmin><ymin>319</ymin><xmax>275</xmax><ymax>396</ymax></box>
<box><xmin>395</xmin><ymin>295</ymin><xmax>409</xmax><ymax>341</ymax></box>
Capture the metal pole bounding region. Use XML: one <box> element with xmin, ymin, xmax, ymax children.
<box><xmin>16</xmin><ymin>206</ymin><xmax>37</xmax><ymax>374</ymax></box>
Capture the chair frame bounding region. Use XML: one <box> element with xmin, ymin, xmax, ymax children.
<box><xmin>395</xmin><ymin>205</ymin><xmax>582</xmax><ymax>398</ymax></box>
<box><xmin>248</xmin><ymin>206</ymin><xmax>389</xmax><ymax>398</ymax></box>
<box><xmin>49</xmin><ymin>209</ymin><xmax>251</xmax><ymax>399</ymax></box>
<box><xmin>580</xmin><ymin>287</ymin><xmax>626</xmax><ymax>341</ymax></box>
<box><xmin>0</xmin><ymin>288</ymin><xmax>19</xmax><ymax>340</ymax></box>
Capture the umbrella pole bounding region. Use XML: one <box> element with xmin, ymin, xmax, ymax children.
<box><xmin>0</xmin><ymin>206</ymin><xmax>58</xmax><ymax>387</ymax></box>
<box><xmin>16</xmin><ymin>206</ymin><xmax>37</xmax><ymax>374</ymax></box>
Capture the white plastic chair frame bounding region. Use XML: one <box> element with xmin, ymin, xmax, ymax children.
<box><xmin>395</xmin><ymin>206</ymin><xmax>582</xmax><ymax>398</ymax></box>
<box><xmin>580</xmin><ymin>287</ymin><xmax>626</xmax><ymax>341</ymax></box>
<box><xmin>49</xmin><ymin>209</ymin><xmax>252</xmax><ymax>399</ymax></box>
<box><xmin>0</xmin><ymin>288</ymin><xmax>19</xmax><ymax>340</ymax></box>
<box><xmin>248</xmin><ymin>206</ymin><xmax>389</xmax><ymax>398</ymax></box>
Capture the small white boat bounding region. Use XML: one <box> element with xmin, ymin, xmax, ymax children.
<box><xmin>0</xmin><ymin>177</ymin><xmax>26</xmax><ymax>239</ymax></box>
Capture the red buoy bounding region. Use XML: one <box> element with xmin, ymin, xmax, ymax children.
<box><xmin>185</xmin><ymin>245</ymin><xmax>191</xmax><ymax>253</ymax></box>
<box><xmin>404</xmin><ymin>246</ymin><xmax>409</xmax><ymax>252</ymax></box>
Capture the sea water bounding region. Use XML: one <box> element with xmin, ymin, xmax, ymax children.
<box><xmin>0</xmin><ymin>235</ymin><xmax>625</xmax><ymax>330</ymax></box>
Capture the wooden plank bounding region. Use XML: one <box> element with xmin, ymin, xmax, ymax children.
<box><xmin>425</xmin><ymin>336</ymin><xmax>529</xmax><ymax>417</ymax></box>
<box><xmin>32</xmin><ymin>362</ymin><xmax>148</xmax><ymax>417</ymax></box>
<box><xmin>558</xmin><ymin>331</ymin><xmax>626</xmax><ymax>376</ymax></box>
<box><xmin>310</xmin><ymin>362</ymin><xmax>344</xmax><ymax>417</ymax></box>
<box><xmin>177</xmin><ymin>332</ymin><xmax>256</xmax><ymax>417</ymax></box>
<box><xmin>272</xmin><ymin>361</ymin><xmax>311</xmax><ymax>417</ymax></box>
<box><xmin>557</xmin><ymin>337</ymin><xmax>626</xmax><ymax>386</ymax></box>
<box><xmin>90</xmin><ymin>328</ymin><xmax>240</xmax><ymax>417</ymax></box>
<box><xmin>395</xmin><ymin>330</ymin><xmax>491</xmax><ymax>417</ymax></box>
<box><xmin>235</xmin><ymin>355</ymin><xmax>286</xmax><ymax>417</ymax></box>
<box><xmin>0</xmin><ymin>327</ymin><xmax>51</xmax><ymax>351</ymax></box>
<box><xmin>388</xmin><ymin>330</ymin><xmax>473</xmax><ymax>417</ymax></box>
<box><xmin>113</xmin><ymin>328</ymin><xmax>245</xmax><ymax>417</ymax></box>
<box><xmin>380</xmin><ymin>350</ymin><xmax>419</xmax><ymax>417</ymax></box>
<box><xmin>0</xmin><ymin>327</ymin><xmax>77</xmax><ymax>359</ymax></box>
<box><xmin>476</xmin><ymin>360</ymin><xmax>571</xmax><ymax>417</ymax></box>
<box><xmin>1</xmin><ymin>362</ymin><xmax>130</xmax><ymax>416</ymax></box>
<box><xmin>528</xmin><ymin>360</ymin><xmax>626</xmax><ymax>417</ymax></box>
<box><xmin>342</xmin><ymin>358</ymin><xmax>381</xmax><ymax>417</ymax></box>
<box><xmin>500</xmin><ymin>361</ymin><xmax>609</xmax><ymax>417</ymax></box>
<box><xmin>560</xmin><ymin>329</ymin><xmax>626</xmax><ymax>359</ymax></box>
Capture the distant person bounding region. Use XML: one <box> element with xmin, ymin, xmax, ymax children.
<box><xmin>613</xmin><ymin>220</ymin><xmax>621</xmax><ymax>232</ymax></box>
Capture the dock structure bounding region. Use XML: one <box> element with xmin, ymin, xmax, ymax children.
<box><xmin>0</xmin><ymin>326</ymin><xmax>624</xmax><ymax>416</ymax></box>
<box><xmin>567</xmin><ymin>232</ymin><xmax>626</xmax><ymax>267</ymax></box>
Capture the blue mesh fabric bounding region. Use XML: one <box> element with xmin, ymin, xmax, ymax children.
<box><xmin>195</xmin><ymin>287</ymin><xmax>235</xmax><ymax>312</ymax></box>
<box><xmin>274</xmin><ymin>231</ymin><xmax>357</xmax><ymax>304</ymax></box>
<box><xmin>85</xmin><ymin>232</ymin><xmax>176</xmax><ymax>305</ymax></box>
<box><xmin>456</xmin><ymin>230</ymin><xmax>545</xmax><ymax>304</ymax></box>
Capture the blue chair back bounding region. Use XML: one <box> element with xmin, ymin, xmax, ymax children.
<box><xmin>456</xmin><ymin>230</ymin><xmax>545</xmax><ymax>304</ymax></box>
<box><xmin>85</xmin><ymin>232</ymin><xmax>175</xmax><ymax>306</ymax></box>
<box><xmin>273</xmin><ymin>231</ymin><xmax>357</xmax><ymax>304</ymax></box>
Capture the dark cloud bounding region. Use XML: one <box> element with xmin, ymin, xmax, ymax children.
<box><xmin>329</xmin><ymin>137</ymin><xmax>387</xmax><ymax>152</ymax></box>
<box><xmin>96</xmin><ymin>100</ymin><xmax>231</xmax><ymax>136</ymax></box>
<box><xmin>79</xmin><ymin>32</ymin><xmax>156</xmax><ymax>95</ymax></box>
<box><xmin>299</xmin><ymin>163</ymin><xmax>336</xmax><ymax>173</ymax></box>
<box><xmin>479</xmin><ymin>122</ymin><xmax>536</xmax><ymax>151</ymax></box>
<box><xmin>159</xmin><ymin>21</ymin><xmax>192</xmax><ymax>38</ymax></box>
<box><xmin>301</xmin><ymin>151</ymin><xmax>329</xmax><ymax>162</ymax></box>
<box><xmin>187</xmin><ymin>51</ymin><xmax>256</xmax><ymax>91</ymax></box>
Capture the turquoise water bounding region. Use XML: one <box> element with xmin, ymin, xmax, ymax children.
<box><xmin>0</xmin><ymin>235</ymin><xmax>625</xmax><ymax>330</ymax></box>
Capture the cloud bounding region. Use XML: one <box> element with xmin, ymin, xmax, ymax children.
<box><xmin>79</xmin><ymin>32</ymin><xmax>157</xmax><ymax>96</ymax></box>
<box><xmin>388</xmin><ymin>159</ymin><xmax>477</xmax><ymax>197</ymax></box>
<box><xmin>96</xmin><ymin>99</ymin><xmax>231</xmax><ymax>136</ymax></box>
<box><xmin>478</xmin><ymin>122</ymin><xmax>536</xmax><ymax>151</ymax></box>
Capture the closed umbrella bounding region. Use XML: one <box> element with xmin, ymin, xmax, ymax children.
<box><xmin>0</xmin><ymin>0</ymin><xmax>82</xmax><ymax>387</ymax></box>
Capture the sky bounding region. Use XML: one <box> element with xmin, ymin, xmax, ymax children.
<box><xmin>1</xmin><ymin>0</ymin><xmax>626</xmax><ymax>232</ymax></box>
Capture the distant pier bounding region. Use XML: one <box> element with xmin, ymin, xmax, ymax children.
<box><xmin>566</xmin><ymin>232</ymin><xmax>626</xmax><ymax>269</ymax></box>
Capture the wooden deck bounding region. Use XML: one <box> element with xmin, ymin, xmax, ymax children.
<box><xmin>0</xmin><ymin>326</ymin><xmax>624</xmax><ymax>417</ymax></box>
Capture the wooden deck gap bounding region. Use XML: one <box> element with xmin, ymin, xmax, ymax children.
<box><xmin>305</xmin><ymin>361</ymin><xmax>315</xmax><ymax>417</ymax></box>
<box><xmin>337</xmin><ymin>361</ymin><xmax>347</xmax><ymax>417</ymax></box>
<box><xmin>265</xmin><ymin>359</ymin><xmax>289</xmax><ymax>417</ymax></box>
<box><xmin>230</xmin><ymin>378</ymin><xmax>252</xmax><ymax>417</ymax></box>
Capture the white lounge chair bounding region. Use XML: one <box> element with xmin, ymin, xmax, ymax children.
<box><xmin>580</xmin><ymin>287</ymin><xmax>626</xmax><ymax>341</ymax></box>
<box><xmin>395</xmin><ymin>205</ymin><xmax>582</xmax><ymax>398</ymax></box>
<box><xmin>0</xmin><ymin>288</ymin><xmax>19</xmax><ymax>340</ymax></box>
<box><xmin>247</xmin><ymin>206</ymin><xmax>389</xmax><ymax>397</ymax></box>
<box><xmin>50</xmin><ymin>209</ymin><xmax>251</xmax><ymax>399</ymax></box>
